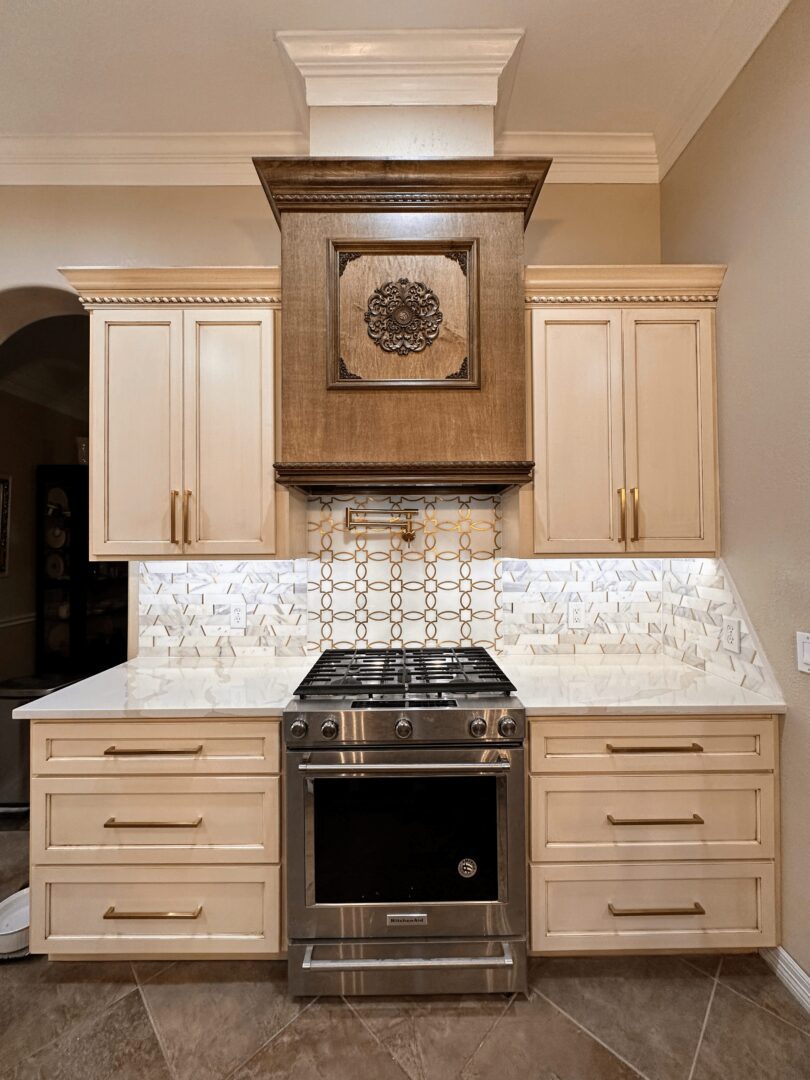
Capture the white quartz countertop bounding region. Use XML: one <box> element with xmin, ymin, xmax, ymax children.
<box><xmin>14</xmin><ymin>654</ymin><xmax>784</xmax><ymax>720</ymax></box>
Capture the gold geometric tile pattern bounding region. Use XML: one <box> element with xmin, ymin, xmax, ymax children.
<box><xmin>306</xmin><ymin>494</ymin><xmax>502</xmax><ymax>652</ymax></box>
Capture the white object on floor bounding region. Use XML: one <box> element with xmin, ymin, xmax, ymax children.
<box><xmin>0</xmin><ymin>887</ymin><xmax>29</xmax><ymax>956</ymax></box>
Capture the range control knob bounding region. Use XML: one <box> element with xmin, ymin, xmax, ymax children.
<box><xmin>469</xmin><ymin>716</ymin><xmax>488</xmax><ymax>739</ymax></box>
<box><xmin>395</xmin><ymin>718</ymin><xmax>413</xmax><ymax>740</ymax></box>
<box><xmin>498</xmin><ymin>716</ymin><xmax>518</xmax><ymax>738</ymax></box>
<box><xmin>289</xmin><ymin>717</ymin><xmax>309</xmax><ymax>740</ymax></box>
<box><xmin>320</xmin><ymin>717</ymin><xmax>339</xmax><ymax>740</ymax></box>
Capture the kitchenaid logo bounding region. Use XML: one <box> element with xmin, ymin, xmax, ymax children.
<box><xmin>387</xmin><ymin>913</ymin><xmax>428</xmax><ymax>926</ymax></box>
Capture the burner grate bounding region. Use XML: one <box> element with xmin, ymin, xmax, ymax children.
<box><xmin>294</xmin><ymin>647</ymin><xmax>515</xmax><ymax>699</ymax></box>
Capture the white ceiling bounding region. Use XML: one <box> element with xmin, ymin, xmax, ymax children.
<box><xmin>0</xmin><ymin>0</ymin><xmax>790</xmax><ymax>182</ymax></box>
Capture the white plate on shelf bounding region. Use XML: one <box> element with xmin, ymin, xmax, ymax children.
<box><xmin>0</xmin><ymin>888</ymin><xmax>29</xmax><ymax>957</ymax></box>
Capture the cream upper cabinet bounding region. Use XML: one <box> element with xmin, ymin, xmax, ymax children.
<box><xmin>90</xmin><ymin>310</ymin><xmax>184</xmax><ymax>557</ymax></box>
<box><xmin>182</xmin><ymin>309</ymin><xmax>275</xmax><ymax>557</ymax></box>
<box><xmin>532</xmin><ymin>310</ymin><xmax>625</xmax><ymax>553</ymax></box>
<box><xmin>65</xmin><ymin>268</ymin><xmax>306</xmax><ymax>560</ymax></box>
<box><xmin>622</xmin><ymin>309</ymin><xmax>717</xmax><ymax>553</ymax></box>
<box><xmin>523</xmin><ymin>266</ymin><xmax>724</xmax><ymax>557</ymax></box>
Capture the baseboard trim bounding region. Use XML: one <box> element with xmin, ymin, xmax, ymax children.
<box><xmin>760</xmin><ymin>946</ymin><xmax>810</xmax><ymax>1014</ymax></box>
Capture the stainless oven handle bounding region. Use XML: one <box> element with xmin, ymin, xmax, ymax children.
<box><xmin>297</xmin><ymin>760</ymin><xmax>510</xmax><ymax>774</ymax></box>
<box><xmin>301</xmin><ymin>942</ymin><xmax>514</xmax><ymax>972</ymax></box>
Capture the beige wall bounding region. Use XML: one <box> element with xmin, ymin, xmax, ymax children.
<box><xmin>0</xmin><ymin>392</ymin><xmax>87</xmax><ymax>679</ymax></box>
<box><xmin>0</xmin><ymin>182</ymin><xmax>660</xmax><ymax>302</ymax></box>
<box><xmin>662</xmin><ymin>0</ymin><xmax>810</xmax><ymax>972</ymax></box>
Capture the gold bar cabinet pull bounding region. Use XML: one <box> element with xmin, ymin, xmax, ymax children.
<box><xmin>183</xmin><ymin>489</ymin><xmax>191</xmax><ymax>544</ymax></box>
<box><xmin>631</xmin><ymin>486</ymin><xmax>639</xmax><ymax>542</ymax></box>
<box><xmin>103</xmin><ymin>905</ymin><xmax>203</xmax><ymax>920</ymax></box>
<box><xmin>617</xmin><ymin>487</ymin><xmax>627</xmax><ymax>544</ymax></box>
<box><xmin>104</xmin><ymin>745</ymin><xmax>203</xmax><ymax>756</ymax></box>
<box><xmin>608</xmin><ymin>902</ymin><xmax>705</xmax><ymax>918</ymax></box>
<box><xmin>606</xmin><ymin>743</ymin><xmax>704</xmax><ymax>754</ymax></box>
<box><xmin>607</xmin><ymin>813</ymin><xmax>704</xmax><ymax>826</ymax></box>
<box><xmin>103</xmin><ymin>817</ymin><xmax>203</xmax><ymax>829</ymax></box>
<box><xmin>170</xmin><ymin>490</ymin><xmax>179</xmax><ymax>544</ymax></box>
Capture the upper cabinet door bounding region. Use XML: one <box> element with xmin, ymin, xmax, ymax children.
<box><xmin>90</xmin><ymin>311</ymin><xmax>184</xmax><ymax>557</ymax></box>
<box><xmin>182</xmin><ymin>310</ymin><xmax>276</xmax><ymax>557</ymax></box>
<box><xmin>531</xmin><ymin>309</ymin><xmax>626</xmax><ymax>554</ymax></box>
<box><xmin>622</xmin><ymin>309</ymin><xmax>717</xmax><ymax>553</ymax></box>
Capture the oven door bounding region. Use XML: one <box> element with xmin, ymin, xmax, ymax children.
<box><xmin>286</xmin><ymin>745</ymin><xmax>525</xmax><ymax>941</ymax></box>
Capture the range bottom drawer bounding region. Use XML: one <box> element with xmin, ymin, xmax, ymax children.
<box><xmin>31</xmin><ymin>865</ymin><xmax>281</xmax><ymax>956</ymax></box>
<box><xmin>531</xmin><ymin>861</ymin><xmax>776</xmax><ymax>953</ymax></box>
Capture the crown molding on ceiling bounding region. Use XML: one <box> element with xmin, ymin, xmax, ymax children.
<box><xmin>274</xmin><ymin>29</ymin><xmax>524</xmax><ymax>107</ymax></box>
<box><xmin>656</xmin><ymin>0</ymin><xmax>790</xmax><ymax>177</ymax></box>
<box><xmin>496</xmin><ymin>132</ymin><xmax>658</xmax><ymax>183</ymax></box>
<box><xmin>0</xmin><ymin>130</ymin><xmax>660</xmax><ymax>186</ymax></box>
<box><xmin>0</xmin><ymin>132</ymin><xmax>308</xmax><ymax>186</ymax></box>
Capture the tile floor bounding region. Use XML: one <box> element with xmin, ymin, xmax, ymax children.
<box><xmin>1</xmin><ymin>824</ymin><xmax>808</xmax><ymax>1080</ymax></box>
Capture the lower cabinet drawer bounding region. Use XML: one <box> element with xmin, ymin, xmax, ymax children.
<box><xmin>30</xmin><ymin>865</ymin><xmax>282</xmax><ymax>956</ymax></box>
<box><xmin>31</xmin><ymin>719</ymin><xmax>281</xmax><ymax>776</ymax></box>
<box><xmin>530</xmin><ymin>773</ymin><xmax>775</xmax><ymax>862</ymax></box>
<box><xmin>30</xmin><ymin>776</ymin><xmax>280</xmax><ymax>864</ymax></box>
<box><xmin>530</xmin><ymin>861</ymin><xmax>777</xmax><ymax>953</ymax></box>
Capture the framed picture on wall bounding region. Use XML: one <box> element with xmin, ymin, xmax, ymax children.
<box><xmin>0</xmin><ymin>476</ymin><xmax>10</xmax><ymax>576</ymax></box>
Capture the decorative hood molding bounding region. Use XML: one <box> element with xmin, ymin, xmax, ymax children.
<box><xmin>254</xmin><ymin>157</ymin><xmax>551</xmax><ymax>227</ymax></box>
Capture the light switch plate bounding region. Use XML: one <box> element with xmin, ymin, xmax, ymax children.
<box><xmin>230</xmin><ymin>601</ymin><xmax>247</xmax><ymax>630</ymax></box>
<box><xmin>796</xmin><ymin>631</ymin><xmax>810</xmax><ymax>674</ymax></box>
<box><xmin>721</xmin><ymin>617</ymin><xmax>741</xmax><ymax>653</ymax></box>
<box><xmin>568</xmin><ymin>602</ymin><xmax>588</xmax><ymax>629</ymax></box>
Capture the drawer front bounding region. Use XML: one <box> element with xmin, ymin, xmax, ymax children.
<box><xmin>31</xmin><ymin>777</ymin><xmax>280</xmax><ymax>864</ymax></box>
<box><xmin>530</xmin><ymin>716</ymin><xmax>776</xmax><ymax>774</ymax></box>
<box><xmin>31</xmin><ymin>720</ymin><xmax>281</xmax><ymax>776</ymax></box>
<box><xmin>530</xmin><ymin>773</ymin><xmax>774</xmax><ymax>862</ymax></box>
<box><xmin>30</xmin><ymin>865</ymin><xmax>281</xmax><ymax>956</ymax></box>
<box><xmin>530</xmin><ymin>861</ymin><xmax>777</xmax><ymax>953</ymax></box>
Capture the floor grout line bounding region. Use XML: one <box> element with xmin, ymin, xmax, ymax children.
<box><xmin>342</xmin><ymin>996</ymin><xmax>415</xmax><ymax>1079</ymax></box>
<box><xmin>2</xmin><ymin>983</ymin><xmax>143</xmax><ymax>1077</ymax></box>
<box><xmin>455</xmin><ymin>992</ymin><xmax>517</xmax><ymax>1076</ymax></box>
<box><xmin>531</xmin><ymin>988</ymin><xmax>653</xmax><ymax>1080</ymax></box>
<box><xmin>710</xmin><ymin>977</ymin><xmax>810</xmax><ymax>1039</ymax></box>
<box><xmin>220</xmin><ymin>995</ymin><xmax>320</xmax><ymax>1080</ymax></box>
<box><xmin>686</xmin><ymin>959</ymin><xmax>720</xmax><ymax>1080</ymax></box>
<box><xmin>136</xmin><ymin>982</ymin><xmax>180</xmax><ymax>1080</ymax></box>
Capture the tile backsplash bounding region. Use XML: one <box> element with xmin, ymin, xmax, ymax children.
<box><xmin>138</xmin><ymin>496</ymin><xmax>779</xmax><ymax>696</ymax></box>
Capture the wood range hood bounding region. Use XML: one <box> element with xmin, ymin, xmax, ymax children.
<box><xmin>254</xmin><ymin>157</ymin><xmax>551</xmax><ymax>494</ymax></box>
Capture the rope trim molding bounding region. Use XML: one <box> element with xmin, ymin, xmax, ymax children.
<box><xmin>78</xmin><ymin>295</ymin><xmax>281</xmax><ymax>305</ymax></box>
<box><xmin>525</xmin><ymin>293</ymin><xmax>719</xmax><ymax>304</ymax></box>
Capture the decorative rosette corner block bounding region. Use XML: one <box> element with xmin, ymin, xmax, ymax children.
<box><xmin>364</xmin><ymin>278</ymin><xmax>443</xmax><ymax>357</ymax></box>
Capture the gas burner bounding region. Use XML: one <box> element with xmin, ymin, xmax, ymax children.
<box><xmin>294</xmin><ymin>647</ymin><xmax>516</xmax><ymax>700</ymax></box>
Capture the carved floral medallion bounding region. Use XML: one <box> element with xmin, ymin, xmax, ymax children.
<box><xmin>364</xmin><ymin>278</ymin><xmax>443</xmax><ymax>356</ymax></box>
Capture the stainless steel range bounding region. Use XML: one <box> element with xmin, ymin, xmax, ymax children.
<box><xmin>283</xmin><ymin>646</ymin><xmax>526</xmax><ymax>996</ymax></box>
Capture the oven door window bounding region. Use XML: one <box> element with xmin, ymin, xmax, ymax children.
<box><xmin>312</xmin><ymin>776</ymin><xmax>499</xmax><ymax>904</ymax></box>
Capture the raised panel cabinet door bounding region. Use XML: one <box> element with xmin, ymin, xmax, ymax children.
<box><xmin>531</xmin><ymin>309</ymin><xmax>626</xmax><ymax>553</ymax></box>
<box><xmin>182</xmin><ymin>310</ymin><xmax>276</xmax><ymax>556</ymax></box>
<box><xmin>622</xmin><ymin>309</ymin><xmax>717</xmax><ymax>553</ymax></box>
<box><xmin>90</xmin><ymin>310</ymin><xmax>184</xmax><ymax>557</ymax></box>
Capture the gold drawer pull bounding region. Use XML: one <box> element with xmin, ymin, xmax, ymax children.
<box><xmin>103</xmin><ymin>905</ymin><xmax>202</xmax><ymax>920</ymax></box>
<box><xmin>609</xmin><ymin>901</ymin><xmax>705</xmax><ymax>918</ymax></box>
<box><xmin>104</xmin><ymin>817</ymin><xmax>203</xmax><ymax>829</ymax></box>
<box><xmin>606</xmin><ymin>743</ymin><xmax>704</xmax><ymax>754</ymax></box>
<box><xmin>607</xmin><ymin>813</ymin><xmax>704</xmax><ymax>826</ymax></box>
<box><xmin>170</xmin><ymin>489</ymin><xmax>179</xmax><ymax>544</ymax></box>
<box><xmin>104</xmin><ymin>745</ymin><xmax>204</xmax><ymax>756</ymax></box>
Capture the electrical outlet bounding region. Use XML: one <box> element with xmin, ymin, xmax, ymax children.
<box><xmin>721</xmin><ymin>617</ymin><xmax>741</xmax><ymax>654</ymax></box>
<box><xmin>796</xmin><ymin>631</ymin><xmax>810</xmax><ymax>674</ymax></box>
<box><xmin>230</xmin><ymin>601</ymin><xmax>247</xmax><ymax>630</ymax></box>
<box><xmin>568</xmin><ymin>602</ymin><xmax>588</xmax><ymax>629</ymax></box>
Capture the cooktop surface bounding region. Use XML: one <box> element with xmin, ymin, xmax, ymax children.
<box><xmin>294</xmin><ymin>647</ymin><xmax>516</xmax><ymax>699</ymax></box>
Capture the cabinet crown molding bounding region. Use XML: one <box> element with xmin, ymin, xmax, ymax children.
<box><xmin>254</xmin><ymin>157</ymin><xmax>551</xmax><ymax>227</ymax></box>
<box><xmin>524</xmin><ymin>264</ymin><xmax>726</xmax><ymax>304</ymax></box>
<box><xmin>59</xmin><ymin>267</ymin><xmax>281</xmax><ymax>308</ymax></box>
